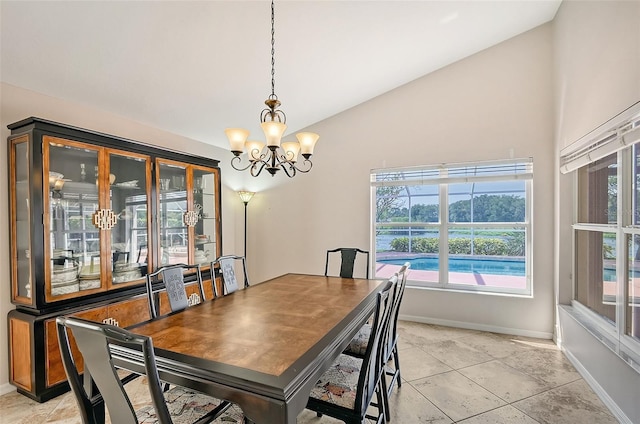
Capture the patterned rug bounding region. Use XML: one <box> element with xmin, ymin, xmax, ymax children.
<box><xmin>135</xmin><ymin>384</ymin><xmax>245</xmax><ymax>423</ymax></box>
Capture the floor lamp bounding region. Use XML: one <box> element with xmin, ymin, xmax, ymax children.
<box><xmin>237</xmin><ymin>191</ymin><xmax>255</xmax><ymax>258</ymax></box>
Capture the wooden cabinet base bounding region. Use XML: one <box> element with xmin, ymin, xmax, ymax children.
<box><xmin>8</xmin><ymin>310</ymin><xmax>70</xmax><ymax>402</ymax></box>
<box><xmin>8</xmin><ymin>293</ymin><xmax>153</xmax><ymax>402</ymax></box>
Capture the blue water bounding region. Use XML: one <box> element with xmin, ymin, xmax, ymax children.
<box><xmin>379</xmin><ymin>256</ymin><xmax>525</xmax><ymax>276</ymax></box>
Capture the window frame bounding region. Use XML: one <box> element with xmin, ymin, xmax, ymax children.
<box><xmin>567</xmin><ymin>104</ymin><xmax>640</xmax><ymax>361</ymax></box>
<box><xmin>371</xmin><ymin>158</ymin><xmax>533</xmax><ymax>297</ymax></box>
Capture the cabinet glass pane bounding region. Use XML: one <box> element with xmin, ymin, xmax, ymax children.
<box><xmin>49</xmin><ymin>142</ymin><xmax>101</xmax><ymax>296</ymax></box>
<box><xmin>13</xmin><ymin>141</ymin><xmax>31</xmax><ymax>299</ymax></box>
<box><xmin>109</xmin><ymin>153</ymin><xmax>148</xmax><ymax>284</ymax></box>
<box><xmin>193</xmin><ymin>168</ymin><xmax>217</xmax><ymax>265</ymax></box>
<box><xmin>158</xmin><ymin>163</ymin><xmax>188</xmax><ymax>266</ymax></box>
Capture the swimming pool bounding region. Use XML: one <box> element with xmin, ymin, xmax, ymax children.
<box><xmin>378</xmin><ymin>256</ymin><xmax>526</xmax><ymax>276</ymax></box>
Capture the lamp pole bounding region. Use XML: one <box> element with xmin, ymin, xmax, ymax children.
<box><xmin>237</xmin><ymin>191</ymin><xmax>255</xmax><ymax>258</ymax></box>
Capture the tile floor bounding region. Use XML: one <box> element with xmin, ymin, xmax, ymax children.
<box><xmin>0</xmin><ymin>321</ymin><xmax>619</xmax><ymax>423</ymax></box>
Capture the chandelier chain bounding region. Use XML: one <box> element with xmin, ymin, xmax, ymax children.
<box><xmin>270</xmin><ymin>0</ymin><xmax>276</xmax><ymax>99</ymax></box>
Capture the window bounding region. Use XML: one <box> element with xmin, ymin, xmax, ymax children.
<box><xmin>371</xmin><ymin>159</ymin><xmax>532</xmax><ymax>296</ymax></box>
<box><xmin>563</xmin><ymin>102</ymin><xmax>640</xmax><ymax>352</ymax></box>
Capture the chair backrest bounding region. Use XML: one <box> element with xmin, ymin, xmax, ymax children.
<box><xmin>386</xmin><ymin>262</ymin><xmax>410</xmax><ymax>357</ymax></box>
<box><xmin>145</xmin><ymin>263</ymin><xmax>205</xmax><ymax>318</ymax></box>
<box><xmin>324</xmin><ymin>247</ymin><xmax>370</xmax><ymax>279</ymax></box>
<box><xmin>56</xmin><ymin>316</ymin><xmax>173</xmax><ymax>424</ymax></box>
<box><xmin>354</xmin><ymin>274</ymin><xmax>396</xmax><ymax>414</ymax></box>
<box><xmin>210</xmin><ymin>255</ymin><xmax>250</xmax><ymax>296</ymax></box>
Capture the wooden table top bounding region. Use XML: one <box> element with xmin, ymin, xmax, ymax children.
<box><xmin>129</xmin><ymin>273</ymin><xmax>382</xmax><ymax>379</ymax></box>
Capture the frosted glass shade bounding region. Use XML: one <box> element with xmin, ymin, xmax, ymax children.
<box><xmin>245</xmin><ymin>140</ymin><xmax>266</xmax><ymax>160</ymax></box>
<box><xmin>237</xmin><ymin>191</ymin><xmax>255</xmax><ymax>204</ymax></box>
<box><xmin>225</xmin><ymin>128</ymin><xmax>250</xmax><ymax>153</ymax></box>
<box><xmin>281</xmin><ymin>141</ymin><xmax>301</xmax><ymax>163</ymax></box>
<box><xmin>296</xmin><ymin>132</ymin><xmax>319</xmax><ymax>157</ymax></box>
<box><xmin>261</xmin><ymin>121</ymin><xmax>287</xmax><ymax>147</ymax></box>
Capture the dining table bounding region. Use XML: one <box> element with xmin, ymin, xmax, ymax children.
<box><xmin>110</xmin><ymin>273</ymin><xmax>383</xmax><ymax>424</ymax></box>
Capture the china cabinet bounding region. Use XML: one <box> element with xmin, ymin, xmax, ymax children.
<box><xmin>6</xmin><ymin>117</ymin><xmax>221</xmax><ymax>401</ymax></box>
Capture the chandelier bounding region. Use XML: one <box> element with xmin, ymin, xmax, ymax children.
<box><xmin>225</xmin><ymin>0</ymin><xmax>319</xmax><ymax>178</ymax></box>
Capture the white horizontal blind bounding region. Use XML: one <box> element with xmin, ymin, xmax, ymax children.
<box><xmin>560</xmin><ymin>101</ymin><xmax>640</xmax><ymax>174</ymax></box>
<box><xmin>371</xmin><ymin>158</ymin><xmax>533</xmax><ymax>186</ymax></box>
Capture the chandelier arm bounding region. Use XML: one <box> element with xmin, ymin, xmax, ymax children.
<box><xmin>272</xmin><ymin>150</ymin><xmax>299</xmax><ymax>178</ymax></box>
<box><xmin>250</xmin><ymin>160</ymin><xmax>268</xmax><ymax>177</ymax></box>
<box><xmin>279</xmin><ymin>159</ymin><xmax>297</xmax><ymax>178</ymax></box>
<box><xmin>293</xmin><ymin>159</ymin><xmax>313</xmax><ymax>173</ymax></box>
<box><xmin>230</xmin><ymin>156</ymin><xmax>256</xmax><ymax>172</ymax></box>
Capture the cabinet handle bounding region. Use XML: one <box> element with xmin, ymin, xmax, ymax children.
<box><xmin>93</xmin><ymin>209</ymin><xmax>117</xmax><ymax>230</ymax></box>
<box><xmin>187</xmin><ymin>293</ymin><xmax>201</xmax><ymax>306</ymax></box>
<box><xmin>102</xmin><ymin>317</ymin><xmax>119</xmax><ymax>327</ymax></box>
<box><xmin>183</xmin><ymin>210</ymin><xmax>199</xmax><ymax>227</ymax></box>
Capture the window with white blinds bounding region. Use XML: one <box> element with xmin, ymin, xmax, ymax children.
<box><xmin>565</xmin><ymin>101</ymin><xmax>640</xmax><ymax>355</ymax></box>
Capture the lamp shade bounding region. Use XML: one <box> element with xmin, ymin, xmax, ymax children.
<box><xmin>296</xmin><ymin>132</ymin><xmax>320</xmax><ymax>157</ymax></box>
<box><xmin>225</xmin><ymin>128</ymin><xmax>250</xmax><ymax>153</ymax></box>
<box><xmin>245</xmin><ymin>140</ymin><xmax>266</xmax><ymax>160</ymax></box>
<box><xmin>261</xmin><ymin>121</ymin><xmax>287</xmax><ymax>147</ymax></box>
<box><xmin>237</xmin><ymin>191</ymin><xmax>255</xmax><ymax>204</ymax></box>
<box><xmin>281</xmin><ymin>141</ymin><xmax>301</xmax><ymax>163</ymax></box>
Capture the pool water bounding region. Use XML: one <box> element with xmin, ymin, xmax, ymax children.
<box><xmin>379</xmin><ymin>256</ymin><xmax>525</xmax><ymax>276</ymax></box>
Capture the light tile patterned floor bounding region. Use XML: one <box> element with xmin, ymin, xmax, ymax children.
<box><xmin>0</xmin><ymin>321</ymin><xmax>619</xmax><ymax>423</ymax></box>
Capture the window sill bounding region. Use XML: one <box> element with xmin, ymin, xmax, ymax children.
<box><xmin>406</xmin><ymin>283</ymin><xmax>533</xmax><ymax>299</ymax></box>
<box><xmin>563</xmin><ymin>303</ymin><xmax>640</xmax><ymax>376</ymax></box>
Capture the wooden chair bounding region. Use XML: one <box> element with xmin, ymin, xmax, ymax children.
<box><xmin>145</xmin><ymin>264</ymin><xmax>206</xmax><ymax>319</ymax></box>
<box><xmin>305</xmin><ymin>275</ymin><xmax>397</xmax><ymax>424</ymax></box>
<box><xmin>325</xmin><ymin>247</ymin><xmax>370</xmax><ymax>279</ymax></box>
<box><xmin>56</xmin><ymin>316</ymin><xmax>240</xmax><ymax>424</ymax></box>
<box><xmin>210</xmin><ymin>255</ymin><xmax>250</xmax><ymax>297</ymax></box>
<box><xmin>342</xmin><ymin>262</ymin><xmax>410</xmax><ymax>420</ymax></box>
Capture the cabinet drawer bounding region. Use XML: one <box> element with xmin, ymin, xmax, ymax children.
<box><xmin>105</xmin><ymin>296</ymin><xmax>151</xmax><ymax>328</ymax></box>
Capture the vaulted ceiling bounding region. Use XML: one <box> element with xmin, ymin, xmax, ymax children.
<box><xmin>1</xmin><ymin>1</ymin><xmax>561</xmax><ymax>149</ymax></box>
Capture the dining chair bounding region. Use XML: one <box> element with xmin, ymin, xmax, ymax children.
<box><xmin>210</xmin><ymin>255</ymin><xmax>250</xmax><ymax>297</ymax></box>
<box><xmin>56</xmin><ymin>316</ymin><xmax>241</xmax><ymax>424</ymax></box>
<box><xmin>145</xmin><ymin>263</ymin><xmax>206</xmax><ymax>319</ymax></box>
<box><xmin>324</xmin><ymin>247</ymin><xmax>370</xmax><ymax>279</ymax></box>
<box><xmin>342</xmin><ymin>262</ymin><xmax>410</xmax><ymax>421</ymax></box>
<box><xmin>305</xmin><ymin>275</ymin><xmax>397</xmax><ymax>424</ymax></box>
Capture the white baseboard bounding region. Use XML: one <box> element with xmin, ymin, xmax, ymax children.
<box><xmin>399</xmin><ymin>314</ymin><xmax>554</xmax><ymax>339</ymax></box>
<box><xmin>563</xmin><ymin>348</ymin><xmax>631</xmax><ymax>424</ymax></box>
<box><xmin>0</xmin><ymin>383</ymin><xmax>16</xmax><ymax>397</ymax></box>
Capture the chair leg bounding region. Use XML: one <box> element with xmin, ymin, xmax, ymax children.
<box><xmin>90</xmin><ymin>401</ymin><xmax>105</xmax><ymax>424</ymax></box>
<box><xmin>393</xmin><ymin>347</ymin><xmax>401</xmax><ymax>388</ymax></box>
<box><xmin>385</xmin><ymin>347</ymin><xmax>402</xmax><ymax>395</ymax></box>
<box><xmin>380</xmin><ymin>368</ymin><xmax>391</xmax><ymax>422</ymax></box>
<box><xmin>378</xmin><ymin>383</ymin><xmax>388</xmax><ymax>424</ymax></box>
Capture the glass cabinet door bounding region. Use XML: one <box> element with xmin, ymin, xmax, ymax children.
<box><xmin>193</xmin><ymin>167</ymin><xmax>218</xmax><ymax>266</ymax></box>
<box><xmin>157</xmin><ymin>162</ymin><xmax>189</xmax><ymax>266</ymax></box>
<box><xmin>46</xmin><ymin>138</ymin><xmax>101</xmax><ymax>299</ymax></box>
<box><xmin>108</xmin><ymin>151</ymin><xmax>151</xmax><ymax>287</ymax></box>
<box><xmin>10</xmin><ymin>137</ymin><xmax>32</xmax><ymax>303</ymax></box>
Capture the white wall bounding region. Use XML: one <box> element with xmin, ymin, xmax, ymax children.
<box><xmin>553</xmin><ymin>1</ymin><xmax>640</xmax><ymax>422</ymax></box>
<box><xmin>246</xmin><ymin>24</ymin><xmax>555</xmax><ymax>338</ymax></box>
<box><xmin>553</xmin><ymin>0</ymin><xmax>640</xmax><ymax>150</ymax></box>
<box><xmin>0</xmin><ymin>83</ymin><xmax>241</xmax><ymax>392</ymax></box>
